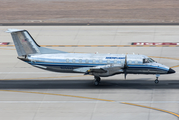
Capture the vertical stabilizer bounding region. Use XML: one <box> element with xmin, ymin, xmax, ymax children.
<box><xmin>6</xmin><ymin>29</ymin><xmax>40</xmax><ymax>56</ymax></box>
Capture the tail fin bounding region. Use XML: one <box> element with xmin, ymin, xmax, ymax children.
<box><xmin>7</xmin><ymin>29</ymin><xmax>67</xmax><ymax>56</ymax></box>
<box><xmin>6</xmin><ymin>29</ymin><xmax>40</xmax><ymax>56</ymax></box>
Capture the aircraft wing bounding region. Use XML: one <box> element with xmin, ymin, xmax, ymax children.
<box><xmin>73</xmin><ymin>64</ymin><xmax>124</xmax><ymax>76</ymax></box>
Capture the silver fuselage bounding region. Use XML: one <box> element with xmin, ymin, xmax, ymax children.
<box><xmin>20</xmin><ymin>53</ymin><xmax>169</xmax><ymax>76</ymax></box>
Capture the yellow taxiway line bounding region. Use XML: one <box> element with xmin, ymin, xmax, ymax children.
<box><xmin>149</xmin><ymin>56</ymin><xmax>179</xmax><ymax>61</ymax></box>
<box><xmin>122</xmin><ymin>102</ymin><xmax>179</xmax><ymax>117</ymax></box>
<box><xmin>0</xmin><ymin>89</ymin><xmax>178</xmax><ymax>118</ymax></box>
<box><xmin>171</xmin><ymin>65</ymin><xmax>179</xmax><ymax>68</ymax></box>
<box><xmin>0</xmin><ymin>48</ymin><xmax>15</xmax><ymax>50</ymax></box>
<box><xmin>0</xmin><ymin>90</ymin><xmax>114</xmax><ymax>102</ymax></box>
<box><xmin>1</xmin><ymin>45</ymin><xmax>179</xmax><ymax>47</ymax></box>
<box><xmin>0</xmin><ymin>75</ymin><xmax>88</xmax><ymax>81</ymax></box>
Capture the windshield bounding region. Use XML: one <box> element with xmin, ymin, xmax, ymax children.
<box><xmin>143</xmin><ymin>58</ymin><xmax>155</xmax><ymax>63</ymax></box>
<box><xmin>148</xmin><ymin>58</ymin><xmax>155</xmax><ymax>62</ymax></box>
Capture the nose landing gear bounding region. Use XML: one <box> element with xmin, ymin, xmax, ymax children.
<box><xmin>94</xmin><ymin>76</ymin><xmax>101</xmax><ymax>86</ymax></box>
<box><xmin>154</xmin><ymin>74</ymin><xmax>160</xmax><ymax>84</ymax></box>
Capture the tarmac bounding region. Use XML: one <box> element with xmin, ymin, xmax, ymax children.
<box><xmin>0</xmin><ymin>26</ymin><xmax>179</xmax><ymax>120</ymax></box>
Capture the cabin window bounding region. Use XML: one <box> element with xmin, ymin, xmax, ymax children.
<box><xmin>72</xmin><ymin>59</ymin><xmax>75</xmax><ymax>63</ymax></box>
<box><xmin>110</xmin><ymin>60</ymin><xmax>114</xmax><ymax>63</ymax></box>
<box><xmin>121</xmin><ymin>60</ymin><xmax>125</xmax><ymax>64</ymax></box>
<box><xmin>128</xmin><ymin>60</ymin><xmax>132</xmax><ymax>64</ymax></box>
<box><xmin>103</xmin><ymin>60</ymin><xmax>107</xmax><ymax>63</ymax></box>
<box><xmin>93</xmin><ymin>59</ymin><xmax>96</xmax><ymax>63</ymax></box>
<box><xmin>107</xmin><ymin>60</ymin><xmax>110</xmax><ymax>63</ymax></box>
<box><xmin>96</xmin><ymin>60</ymin><xmax>99</xmax><ymax>63</ymax></box>
<box><xmin>59</xmin><ymin>59</ymin><xmax>65</xmax><ymax>62</ymax></box>
<box><xmin>89</xmin><ymin>60</ymin><xmax>93</xmax><ymax>63</ymax></box>
<box><xmin>69</xmin><ymin>59</ymin><xmax>72</xmax><ymax>63</ymax></box>
<box><xmin>85</xmin><ymin>59</ymin><xmax>89</xmax><ymax>63</ymax></box>
<box><xmin>131</xmin><ymin>61</ymin><xmax>135</xmax><ymax>64</ymax></box>
<box><xmin>114</xmin><ymin>60</ymin><xmax>117</xmax><ymax>64</ymax></box>
<box><xmin>117</xmin><ymin>60</ymin><xmax>121</xmax><ymax>64</ymax></box>
<box><xmin>99</xmin><ymin>59</ymin><xmax>102</xmax><ymax>63</ymax></box>
<box><xmin>76</xmin><ymin>59</ymin><xmax>79</xmax><ymax>63</ymax></box>
<box><xmin>66</xmin><ymin>59</ymin><xmax>69</xmax><ymax>63</ymax></box>
<box><xmin>79</xmin><ymin>59</ymin><xmax>82</xmax><ymax>63</ymax></box>
<box><xmin>82</xmin><ymin>59</ymin><xmax>85</xmax><ymax>63</ymax></box>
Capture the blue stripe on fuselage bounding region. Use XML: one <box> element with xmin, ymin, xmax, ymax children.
<box><xmin>26</xmin><ymin>61</ymin><xmax>168</xmax><ymax>72</ymax></box>
<box><xmin>106</xmin><ymin>57</ymin><xmax>125</xmax><ymax>59</ymax></box>
<box><xmin>27</xmin><ymin>61</ymin><xmax>105</xmax><ymax>67</ymax></box>
<box><xmin>128</xmin><ymin>65</ymin><xmax>168</xmax><ymax>71</ymax></box>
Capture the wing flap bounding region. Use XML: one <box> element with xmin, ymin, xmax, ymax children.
<box><xmin>89</xmin><ymin>68</ymin><xmax>107</xmax><ymax>73</ymax></box>
<box><xmin>73</xmin><ymin>67</ymin><xmax>91</xmax><ymax>73</ymax></box>
<box><xmin>74</xmin><ymin>64</ymin><xmax>124</xmax><ymax>76</ymax></box>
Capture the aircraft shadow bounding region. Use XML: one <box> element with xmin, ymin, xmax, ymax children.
<box><xmin>0</xmin><ymin>79</ymin><xmax>179</xmax><ymax>89</ymax></box>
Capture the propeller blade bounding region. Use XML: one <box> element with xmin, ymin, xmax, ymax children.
<box><xmin>124</xmin><ymin>54</ymin><xmax>128</xmax><ymax>68</ymax></box>
<box><xmin>124</xmin><ymin>54</ymin><xmax>128</xmax><ymax>79</ymax></box>
<box><xmin>124</xmin><ymin>70</ymin><xmax>127</xmax><ymax>79</ymax></box>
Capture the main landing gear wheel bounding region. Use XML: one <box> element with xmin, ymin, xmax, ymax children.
<box><xmin>94</xmin><ymin>76</ymin><xmax>101</xmax><ymax>86</ymax></box>
<box><xmin>154</xmin><ymin>78</ymin><xmax>159</xmax><ymax>84</ymax></box>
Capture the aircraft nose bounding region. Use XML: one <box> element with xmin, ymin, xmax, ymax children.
<box><xmin>168</xmin><ymin>68</ymin><xmax>175</xmax><ymax>74</ymax></box>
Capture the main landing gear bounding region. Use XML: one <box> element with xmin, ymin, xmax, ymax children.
<box><xmin>154</xmin><ymin>74</ymin><xmax>160</xmax><ymax>84</ymax></box>
<box><xmin>94</xmin><ymin>76</ymin><xmax>101</xmax><ymax>86</ymax></box>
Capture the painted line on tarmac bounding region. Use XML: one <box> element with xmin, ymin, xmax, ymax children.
<box><xmin>149</xmin><ymin>56</ymin><xmax>179</xmax><ymax>61</ymax></box>
<box><xmin>122</xmin><ymin>102</ymin><xmax>179</xmax><ymax>117</ymax></box>
<box><xmin>1</xmin><ymin>101</ymin><xmax>179</xmax><ymax>104</ymax></box>
<box><xmin>0</xmin><ymin>75</ymin><xmax>88</xmax><ymax>80</ymax></box>
<box><xmin>0</xmin><ymin>72</ymin><xmax>60</xmax><ymax>74</ymax></box>
<box><xmin>0</xmin><ymin>90</ymin><xmax>179</xmax><ymax>118</ymax></box>
<box><xmin>1</xmin><ymin>45</ymin><xmax>179</xmax><ymax>47</ymax></box>
<box><xmin>0</xmin><ymin>90</ymin><xmax>114</xmax><ymax>102</ymax></box>
<box><xmin>171</xmin><ymin>65</ymin><xmax>179</xmax><ymax>68</ymax></box>
<box><xmin>0</xmin><ymin>101</ymin><xmax>110</xmax><ymax>103</ymax></box>
<box><xmin>0</xmin><ymin>48</ymin><xmax>15</xmax><ymax>50</ymax></box>
<box><xmin>120</xmin><ymin>101</ymin><xmax>179</xmax><ymax>103</ymax></box>
<box><xmin>149</xmin><ymin>56</ymin><xmax>179</xmax><ymax>68</ymax></box>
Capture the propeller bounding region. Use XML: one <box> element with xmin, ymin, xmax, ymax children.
<box><xmin>123</xmin><ymin>54</ymin><xmax>128</xmax><ymax>79</ymax></box>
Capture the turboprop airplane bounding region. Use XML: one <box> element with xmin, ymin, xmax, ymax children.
<box><xmin>7</xmin><ymin>29</ymin><xmax>175</xmax><ymax>86</ymax></box>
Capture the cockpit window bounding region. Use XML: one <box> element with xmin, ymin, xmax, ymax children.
<box><xmin>143</xmin><ymin>58</ymin><xmax>149</xmax><ymax>63</ymax></box>
<box><xmin>148</xmin><ymin>58</ymin><xmax>155</xmax><ymax>62</ymax></box>
<box><xmin>143</xmin><ymin>58</ymin><xmax>155</xmax><ymax>63</ymax></box>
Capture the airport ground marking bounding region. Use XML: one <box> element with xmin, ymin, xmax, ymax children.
<box><xmin>0</xmin><ymin>89</ymin><xmax>179</xmax><ymax>118</ymax></box>
<box><xmin>149</xmin><ymin>56</ymin><xmax>179</xmax><ymax>61</ymax></box>
<box><xmin>0</xmin><ymin>90</ymin><xmax>114</xmax><ymax>102</ymax></box>
<box><xmin>170</xmin><ymin>65</ymin><xmax>179</xmax><ymax>68</ymax></box>
<box><xmin>122</xmin><ymin>102</ymin><xmax>179</xmax><ymax>117</ymax></box>
<box><xmin>0</xmin><ymin>48</ymin><xmax>15</xmax><ymax>50</ymax></box>
<box><xmin>1</xmin><ymin>45</ymin><xmax>179</xmax><ymax>47</ymax></box>
<box><xmin>0</xmin><ymin>75</ymin><xmax>88</xmax><ymax>81</ymax></box>
<box><xmin>149</xmin><ymin>56</ymin><xmax>179</xmax><ymax>68</ymax></box>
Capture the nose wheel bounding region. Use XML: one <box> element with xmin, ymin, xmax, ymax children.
<box><xmin>154</xmin><ymin>77</ymin><xmax>159</xmax><ymax>84</ymax></box>
<box><xmin>94</xmin><ymin>76</ymin><xmax>101</xmax><ymax>86</ymax></box>
<box><xmin>154</xmin><ymin>74</ymin><xmax>160</xmax><ymax>84</ymax></box>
